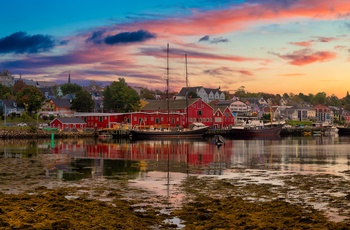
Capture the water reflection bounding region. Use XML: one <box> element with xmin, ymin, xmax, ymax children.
<box><xmin>1</xmin><ymin>136</ymin><xmax>350</xmax><ymax>181</ymax></box>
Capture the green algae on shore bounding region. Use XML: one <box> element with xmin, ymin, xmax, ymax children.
<box><xmin>2</xmin><ymin>153</ymin><xmax>350</xmax><ymax>229</ymax></box>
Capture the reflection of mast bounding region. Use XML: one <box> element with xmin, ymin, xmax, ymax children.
<box><xmin>166</xmin><ymin>140</ymin><xmax>170</xmax><ymax>204</ymax></box>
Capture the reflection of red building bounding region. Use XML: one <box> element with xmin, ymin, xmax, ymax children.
<box><xmin>51</xmin><ymin>140</ymin><xmax>233</xmax><ymax>168</ymax></box>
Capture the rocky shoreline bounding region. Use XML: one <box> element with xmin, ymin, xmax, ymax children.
<box><xmin>0</xmin><ymin>130</ymin><xmax>96</xmax><ymax>139</ymax></box>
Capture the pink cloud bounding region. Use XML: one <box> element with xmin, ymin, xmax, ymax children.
<box><xmin>111</xmin><ymin>1</ymin><xmax>350</xmax><ymax>37</ymax></box>
<box><xmin>138</xmin><ymin>46</ymin><xmax>268</xmax><ymax>63</ymax></box>
<box><xmin>204</xmin><ymin>67</ymin><xmax>253</xmax><ymax>76</ymax></box>
<box><xmin>316</xmin><ymin>37</ymin><xmax>337</xmax><ymax>43</ymax></box>
<box><xmin>275</xmin><ymin>49</ymin><xmax>336</xmax><ymax>66</ymax></box>
<box><xmin>289</xmin><ymin>40</ymin><xmax>315</xmax><ymax>47</ymax></box>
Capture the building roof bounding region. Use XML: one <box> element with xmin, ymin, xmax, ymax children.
<box><xmin>39</xmin><ymin>88</ymin><xmax>56</xmax><ymax>99</ymax></box>
<box><xmin>211</xmin><ymin>105</ymin><xmax>229</xmax><ymax>113</ymax></box>
<box><xmin>141</xmin><ymin>98</ymin><xmax>200</xmax><ymax>111</ymax></box>
<box><xmin>0</xmin><ymin>100</ymin><xmax>19</xmax><ymax>108</ymax></box>
<box><xmin>177</xmin><ymin>86</ymin><xmax>223</xmax><ymax>97</ymax></box>
<box><xmin>37</xmin><ymin>81</ymin><xmax>57</xmax><ymax>88</ymax></box>
<box><xmin>51</xmin><ymin>99</ymin><xmax>72</xmax><ymax>108</ymax></box>
<box><xmin>52</xmin><ymin>117</ymin><xmax>86</xmax><ymax>124</ymax></box>
<box><xmin>177</xmin><ymin>86</ymin><xmax>203</xmax><ymax>97</ymax></box>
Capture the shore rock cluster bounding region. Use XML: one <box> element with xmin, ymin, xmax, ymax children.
<box><xmin>0</xmin><ymin>130</ymin><xmax>96</xmax><ymax>139</ymax></box>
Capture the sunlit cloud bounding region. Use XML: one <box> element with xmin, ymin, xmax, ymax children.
<box><xmin>289</xmin><ymin>40</ymin><xmax>314</xmax><ymax>47</ymax></box>
<box><xmin>271</xmin><ymin>49</ymin><xmax>337</xmax><ymax>66</ymax></box>
<box><xmin>204</xmin><ymin>66</ymin><xmax>253</xmax><ymax>76</ymax></box>
<box><xmin>315</xmin><ymin>37</ymin><xmax>337</xmax><ymax>43</ymax></box>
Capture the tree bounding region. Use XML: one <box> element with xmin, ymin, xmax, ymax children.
<box><xmin>103</xmin><ymin>78</ymin><xmax>141</xmax><ymax>112</ymax></box>
<box><xmin>223</xmin><ymin>91</ymin><xmax>231</xmax><ymax>100</ymax></box>
<box><xmin>16</xmin><ymin>86</ymin><xmax>45</xmax><ymax>114</ymax></box>
<box><xmin>327</xmin><ymin>94</ymin><xmax>340</xmax><ymax>107</ymax></box>
<box><xmin>0</xmin><ymin>70</ymin><xmax>11</xmax><ymax>76</ymax></box>
<box><xmin>235</xmin><ymin>86</ymin><xmax>246</xmax><ymax>98</ymax></box>
<box><xmin>71</xmin><ymin>90</ymin><xmax>94</xmax><ymax>112</ymax></box>
<box><xmin>0</xmin><ymin>84</ymin><xmax>12</xmax><ymax>99</ymax></box>
<box><xmin>60</xmin><ymin>83</ymin><xmax>82</xmax><ymax>95</ymax></box>
<box><xmin>188</xmin><ymin>91</ymin><xmax>199</xmax><ymax>98</ymax></box>
<box><xmin>312</xmin><ymin>92</ymin><xmax>327</xmax><ymax>105</ymax></box>
<box><xmin>88</xmin><ymin>80</ymin><xmax>103</xmax><ymax>92</ymax></box>
<box><xmin>140</xmin><ymin>87</ymin><xmax>156</xmax><ymax>100</ymax></box>
<box><xmin>12</xmin><ymin>80</ymin><xmax>26</xmax><ymax>94</ymax></box>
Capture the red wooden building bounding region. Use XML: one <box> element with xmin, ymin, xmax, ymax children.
<box><xmin>140</xmin><ymin>98</ymin><xmax>214</xmax><ymax>128</ymax></box>
<box><xmin>73</xmin><ymin>98</ymin><xmax>235</xmax><ymax>130</ymax></box>
<box><xmin>50</xmin><ymin>117</ymin><xmax>86</xmax><ymax>130</ymax></box>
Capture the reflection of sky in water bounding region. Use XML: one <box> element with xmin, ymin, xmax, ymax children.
<box><xmin>130</xmin><ymin>171</ymin><xmax>186</xmax><ymax>208</ymax></box>
<box><xmin>2</xmin><ymin>136</ymin><xmax>350</xmax><ymax>222</ymax></box>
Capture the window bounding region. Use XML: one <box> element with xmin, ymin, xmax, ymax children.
<box><xmin>138</xmin><ymin>118</ymin><xmax>143</xmax><ymax>124</ymax></box>
<box><xmin>155</xmin><ymin>118</ymin><xmax>160</xmax><ymax>124</ymax></box>
<box><xmin>198</xmin><ymin>110</ymin><xmax>202</xmax><ymax>116</ymax></box>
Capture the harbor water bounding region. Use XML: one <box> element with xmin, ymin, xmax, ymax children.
<box><xmin>1</xmin><ymin>134</ymin><xmax>350</xmax><ymax>228</ymax></box>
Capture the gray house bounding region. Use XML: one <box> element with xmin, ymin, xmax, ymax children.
<box><xmin>0</xmin><ymin>100</ymin><xmax>25</xmax><ymax>117</ymax></box>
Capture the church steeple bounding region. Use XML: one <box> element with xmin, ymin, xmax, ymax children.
<box><xmin>68</xmin><ymin>71</ymin><xmax>71</xmax><ymax>84</ymax></box>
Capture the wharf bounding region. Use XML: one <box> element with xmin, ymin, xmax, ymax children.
<box><xmin>97</xmin><ymin>128</ymin><xmax>130</xmax><ymax>139</ymax></box>
<box><xmin>103</xmin><ymin>126</ymin><xmax>335</xmax><ymax>139</ymax></box>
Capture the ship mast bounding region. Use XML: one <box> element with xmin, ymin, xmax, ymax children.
<box><xmin>185</xmin><ymin>53</ymin><xmax>189</xmax><ymax>128</ymax></box>
<box><xmin>166</xmin><ymin>43</ymin><xmax>170</xmax><ymax>129</ymax></box>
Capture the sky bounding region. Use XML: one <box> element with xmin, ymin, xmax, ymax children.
<box><xmin>1</xmin><ymin>0</ymin><xmax>350</xmax><ymax>98</ymax></box>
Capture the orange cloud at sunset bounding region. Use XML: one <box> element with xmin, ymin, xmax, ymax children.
<box><xmin>273</xmin><ymin>49</ymin><xmax>337</xmax><ymax>66</ymax></box>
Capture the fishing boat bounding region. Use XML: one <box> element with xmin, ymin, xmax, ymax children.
<box><xmin>227</xmin><ymin>117</ymin><xmax>283</xmax><ymax>138</ymax></box>
<box><xmin>228</xmin><ymin>125</ymin><xmax>283</xmax><ymax>138</ymax></box>
<box><xmin>129</xmin><ymin>45</ymin><xmax>209</xmax><ymax>140</ymax></box>
<box><xmin>337</xmin><ymin>126</ymin><xmax>350</xmax><ymax>135</ymax></box>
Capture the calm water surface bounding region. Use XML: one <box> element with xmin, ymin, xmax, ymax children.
<box><xmin>3</xmin><ymin>135</ymin><xmax>350</xmax><ymax>225</ymax></box>
<box><xmin>1</xmin><ymin>135</ymin><xmax>350</xmax><ymax>195</ymax></box>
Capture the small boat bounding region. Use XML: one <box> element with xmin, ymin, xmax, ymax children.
<box><xmin>337</xmin><ymin>126</ymin><xmax>350</xmax><ymax>135</ymax></box>
<box><xmin>303</xmin><ymin>131</ymin><xmax>312</xmax><ymax>136</ymax></box>
<box><xmin>129</xmin><ymin>122</ymin><xmax>209</xmax><ymax>140</ymax></box>
<box><xmin>213</xmin><ymin>135</ymin><xmax>225</xmax><ymax>147</ymax></box>
<box><xmin>312</xmin><ymin>130</ymin><xmax>322</xmax><ymax>136</ymax></box>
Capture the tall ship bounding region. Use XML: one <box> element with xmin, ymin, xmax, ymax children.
<box><xmin>129</xmin><ymin>45</ymin><xmax>208</xmax><ymax>140</ymax></box>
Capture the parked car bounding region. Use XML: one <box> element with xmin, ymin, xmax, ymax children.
<box><xmin>17</xmin><ymin>123</ymin><xmax>27</xmax><ymax>127</ymax></box>
<box><xmin>38</xmin><ymin>123</ymin><xmax>48</xmax><ymax>129</ymax></box>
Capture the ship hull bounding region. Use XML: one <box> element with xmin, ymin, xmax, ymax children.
<box><xmin>129</xmin><ymin>127</ymin><xmax>209</xmax><ymax>140</ymax></box>
<box><xmin>228</xmin><ymin>125</ymin><xmax>282</xmax><ymax>138</ymax></box>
